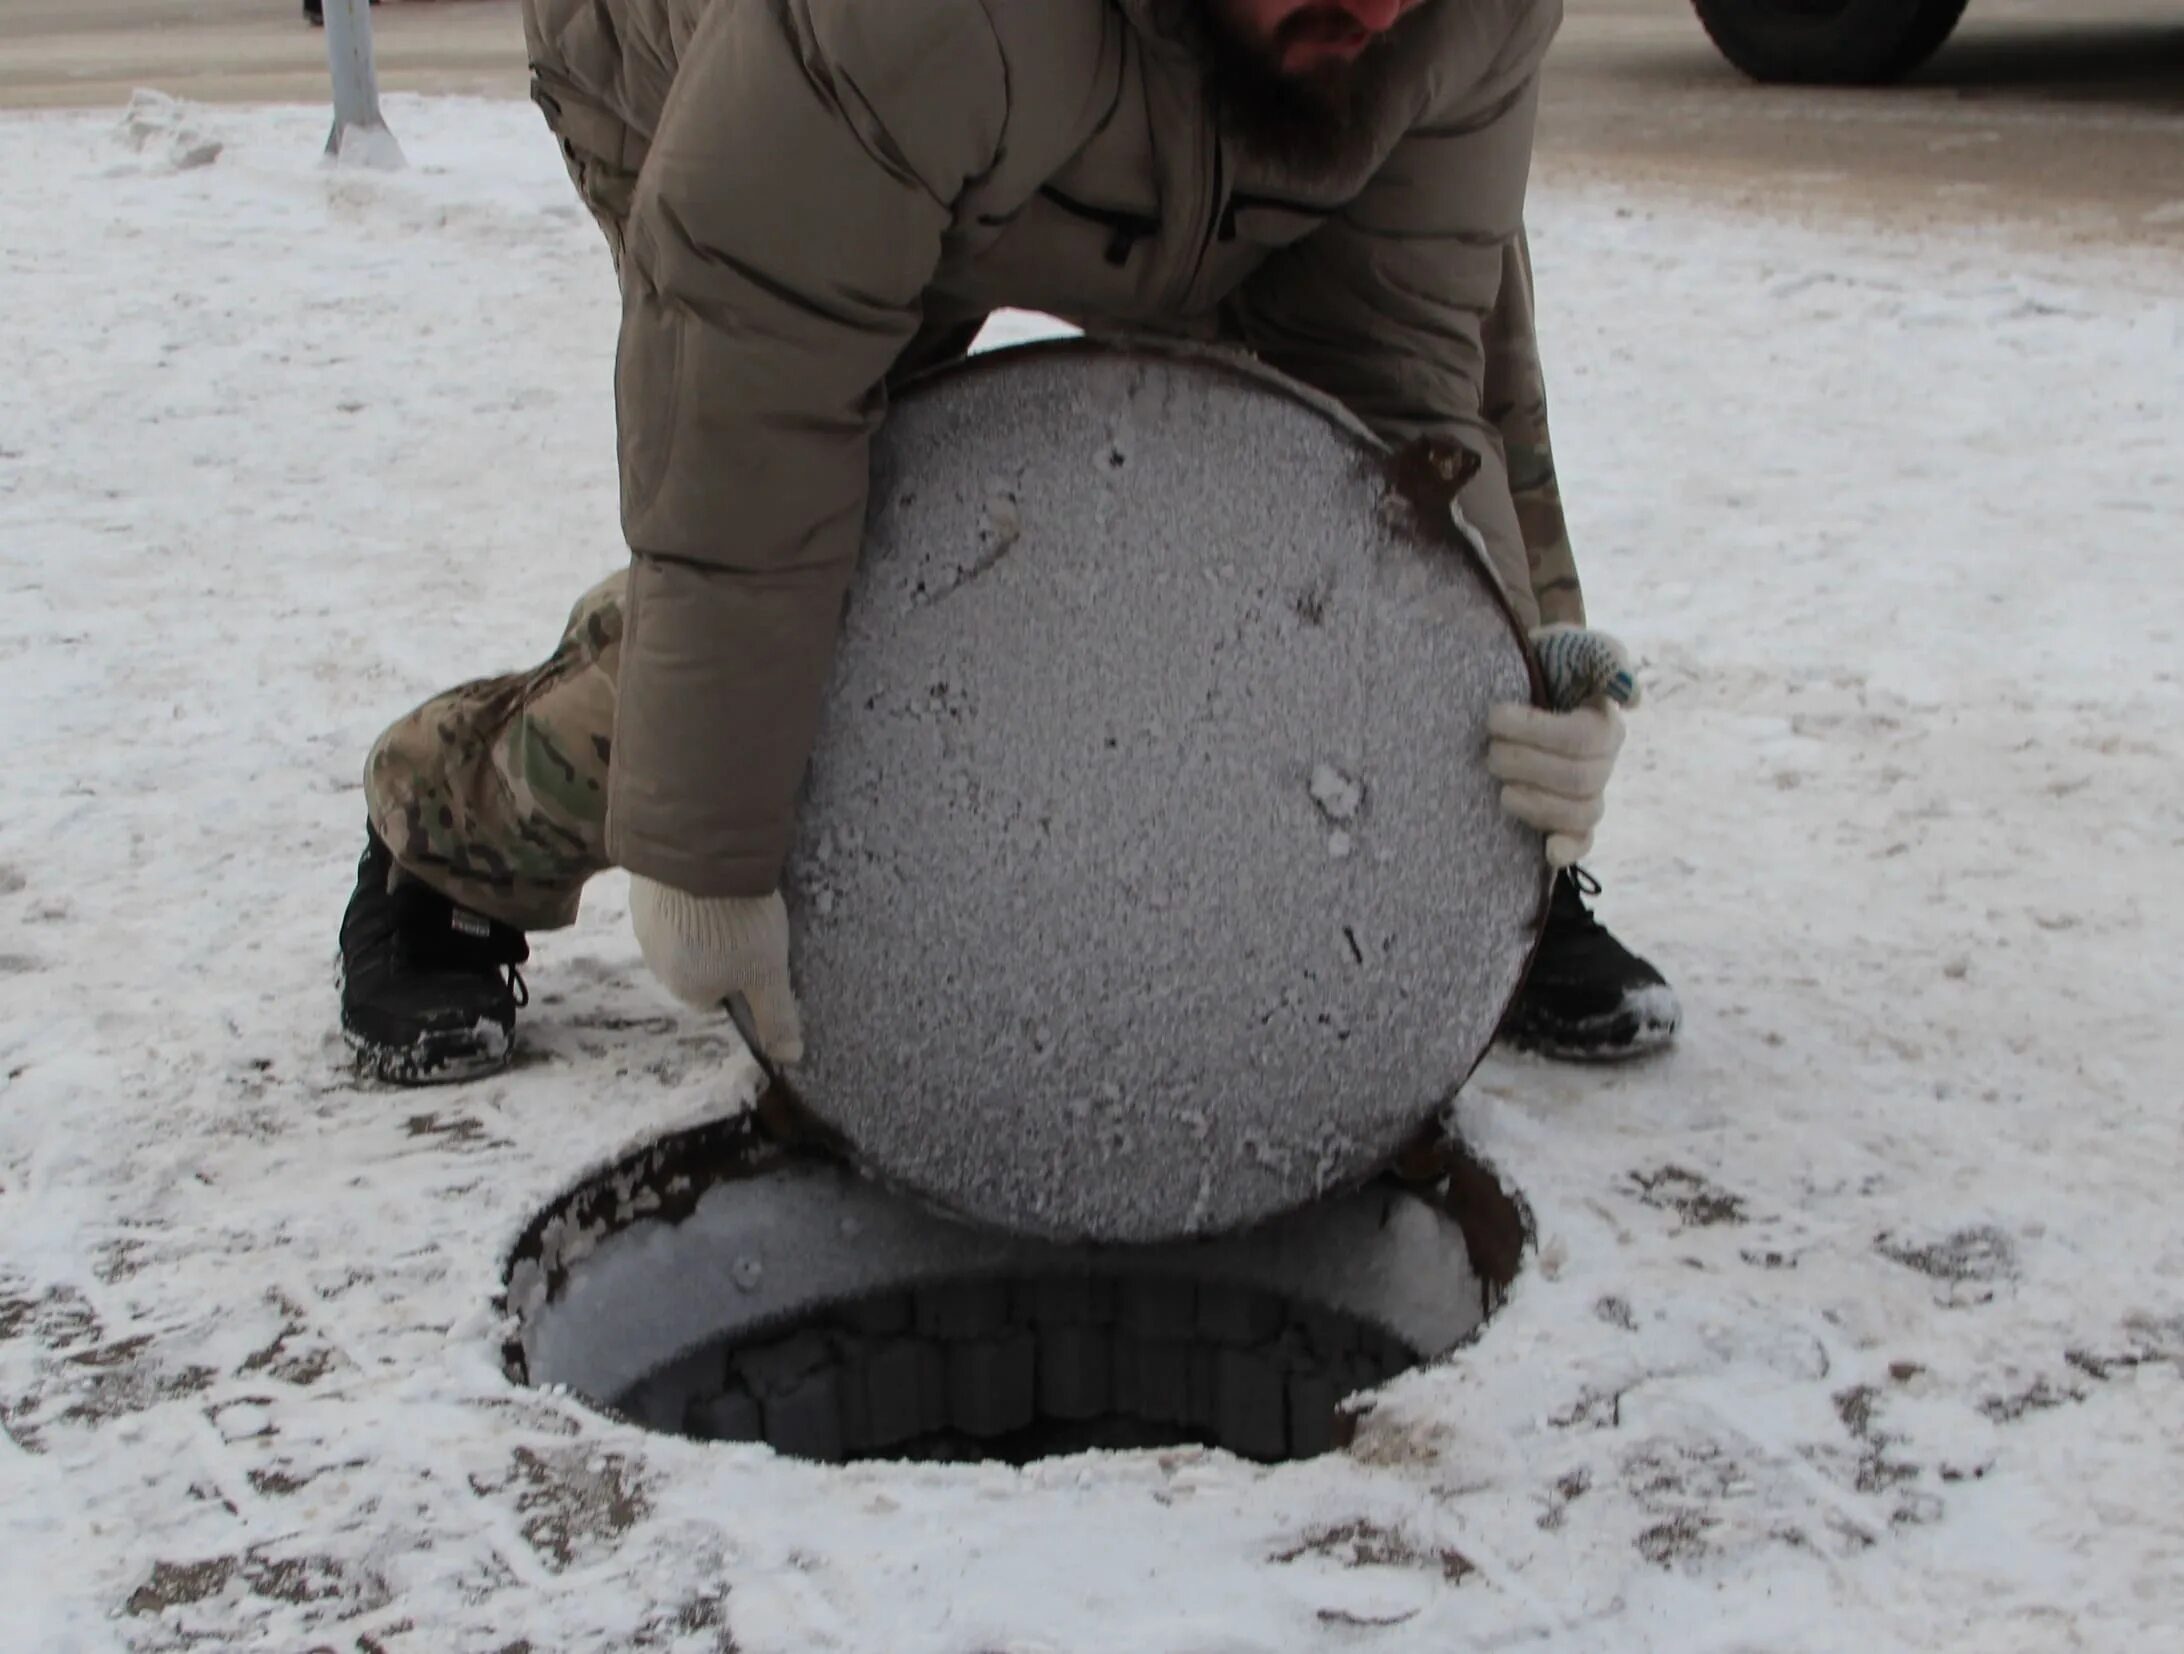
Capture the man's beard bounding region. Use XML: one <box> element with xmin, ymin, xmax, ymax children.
<box><xmin>1160</xmin><ymin>1</ymin><xmax>1420</xmax><ymax>183</ymax></box>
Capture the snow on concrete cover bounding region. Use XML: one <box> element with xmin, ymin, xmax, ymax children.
<box><xmin>787</xmin><ymin>343</ymin><xmax>1543</xmax><ymax>1241</ymax></box>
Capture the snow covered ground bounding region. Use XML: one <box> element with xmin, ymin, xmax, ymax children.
<box><xmin>2</xmin><ymin>92</ymin><xmax>2181</xmax><ymax>1652</ymax></box>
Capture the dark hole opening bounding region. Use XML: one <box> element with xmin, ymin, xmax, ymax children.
<box><xmin>610</xmin><ymin>1272</ymin><xmax>1420</xmax><ymax>1466</ymax></box>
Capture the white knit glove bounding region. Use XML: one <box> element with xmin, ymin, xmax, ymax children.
<box><xmin>628</xmin><ymin>875</ymin><xmax>804</xmax><ymax>1064</ymax></box>
<box><xmin>1487</xmin><ymin>625</ymin><xmax>1641</xmax><ymax>869</ymax></box>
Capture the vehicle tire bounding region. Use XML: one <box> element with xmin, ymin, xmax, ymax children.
<box><xmin>1689</xmin><ymin>0</ymin><xmax>1974</xmax><ymax>85</ymax></box>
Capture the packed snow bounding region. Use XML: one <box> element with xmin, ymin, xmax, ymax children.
<box><xmin>1</xmin><ymin>91</ymin><xmax>2181</xmax><ymax>1653</ymax></box>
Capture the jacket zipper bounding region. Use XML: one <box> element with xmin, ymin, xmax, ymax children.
<box><xmin>1195</xmin><ymin>133</ymin><xmax>1226</xmax><ymax>269</ymax></box>
<box><xmin>1183</xmin><ymin>89</ymin><xmax>1226</xmax><ymax>309</ymax></box>
<box><xmin>1217</xmin><ymin>191</ymin><xmax>1340</xmax><ymax>242</ymax></box>
<box><xmin>1037</xmin><ymin>185</ymin><xmax>1161</xmax><ymax>267</ymax></box>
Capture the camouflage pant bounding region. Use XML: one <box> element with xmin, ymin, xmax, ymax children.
<box><xmin>366</xmin><ymin>571</ymin><xmax>629</xmax><ymax>931</ymax></box>
<box><xmin>363</xmin><ymin>97</ymin><xmax>1585</xmax><ymax>928</ymax></box>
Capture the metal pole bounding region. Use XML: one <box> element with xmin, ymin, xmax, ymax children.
<box><xmin>323</xmin><ymin>0</ymin><xmax>404</xmax><ymax>167</ymax></box>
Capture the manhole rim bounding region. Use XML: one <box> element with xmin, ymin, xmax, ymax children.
<box><xmin>497</xmin><ymin>1101</ymin><xmax>1531</xmax><ymax>1465</ymax></box>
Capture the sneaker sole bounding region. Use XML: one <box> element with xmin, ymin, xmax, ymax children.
<box><xmin>1502</xmin><ymin>985</ymin><xmax>1681</xmax><ymax>1065</ymax></box>
<box><xmin>341</xmin><ymin>1020</ymin><xmax>515</xmax><ymax>1087</ymax></box>
<box><xmin>335</xmin><ymin>952</ymin><xmax>516</xmax><ymax>1087</ymax></box>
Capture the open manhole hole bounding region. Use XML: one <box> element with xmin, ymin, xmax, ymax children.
<box><xmin>502</xmin><ymin>1103</ymin><xmax>1527</xmax><ymax>1466</ymax></box>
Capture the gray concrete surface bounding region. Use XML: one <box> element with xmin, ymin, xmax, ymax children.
<box><xmin>650</xmin><ymin>1280</ymin><xmax>1417</xmax><ymax>1462</ymax></box>
<box><xmin>3</xmin><ymin>1</ymin><xmax>2178</xmax><ymax>248</ymax></box>
<box><xmin>1540</xmin><ymin>1</ymin><xmax>2184</xmax><ymax>251</ymax></box>
<box><xmin>0</xmin><ymin>0</ymin><xmax>527</xmax><ymax>110</ymax></box>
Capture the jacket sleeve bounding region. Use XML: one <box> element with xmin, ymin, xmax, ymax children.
<box><xmin>1223</xmin><ymin>2</ymin><xmax>1558</xmax><ymax>628</ymax></box>
<box><xmin>606</xmin><ymin>0</ymin><xmax>1009</xmax><ymax>897</ymax></box>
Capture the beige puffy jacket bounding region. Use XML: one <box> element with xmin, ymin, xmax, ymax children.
<box><xmin>523</xmin><ymin>0</ymin><xmax>1562</xmax><ymax>898</ymax></box>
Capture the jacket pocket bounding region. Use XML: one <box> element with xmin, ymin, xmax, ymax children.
<box><xmin>1019</xmin><ymin>185</ymin><xmax>1163</xmax><ymax>267</ymax></box>
<box><xmin>1217</xmin><ymin>191</ymin><xmax>1341</xmax><ymax>249</ymax></box>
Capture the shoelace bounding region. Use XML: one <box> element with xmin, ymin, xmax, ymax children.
<box><xmin>1553</xmin><ymin>865</ymin><xmax>1606</xmax><ymax>934</ymax></box>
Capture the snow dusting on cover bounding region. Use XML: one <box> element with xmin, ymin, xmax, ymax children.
<box><xmin>1</xmin><ymin>94</ymin><xmax>2181</xmax><ymax>1652</ymax></box>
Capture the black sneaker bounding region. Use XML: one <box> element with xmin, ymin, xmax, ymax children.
<box><xmin>1502</xmin><ymin>869</ymin><xmax>1680</xmax><ymax>1062</ymax></box>
<box><xmin>338</xmin><ymin>827</ymin><xmax>529</xmax><ymax>1085</ymax></box>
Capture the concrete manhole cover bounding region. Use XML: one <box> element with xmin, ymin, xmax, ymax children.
<box><xmin>503</xmin><ymin>1107</ymin><xmax>1527</xmax><ymax>1466</ymax></box>
<box><xmin>786</xmin><ymin>340</ymin><xmax>1547</xmax><ymax>1244</ymax></box>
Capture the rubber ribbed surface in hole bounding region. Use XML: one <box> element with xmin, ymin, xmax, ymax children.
<box><xmin>612</xmin><ymin>1275</ymin><xmax>1420</xmax><ymax>1465</ymax></box>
